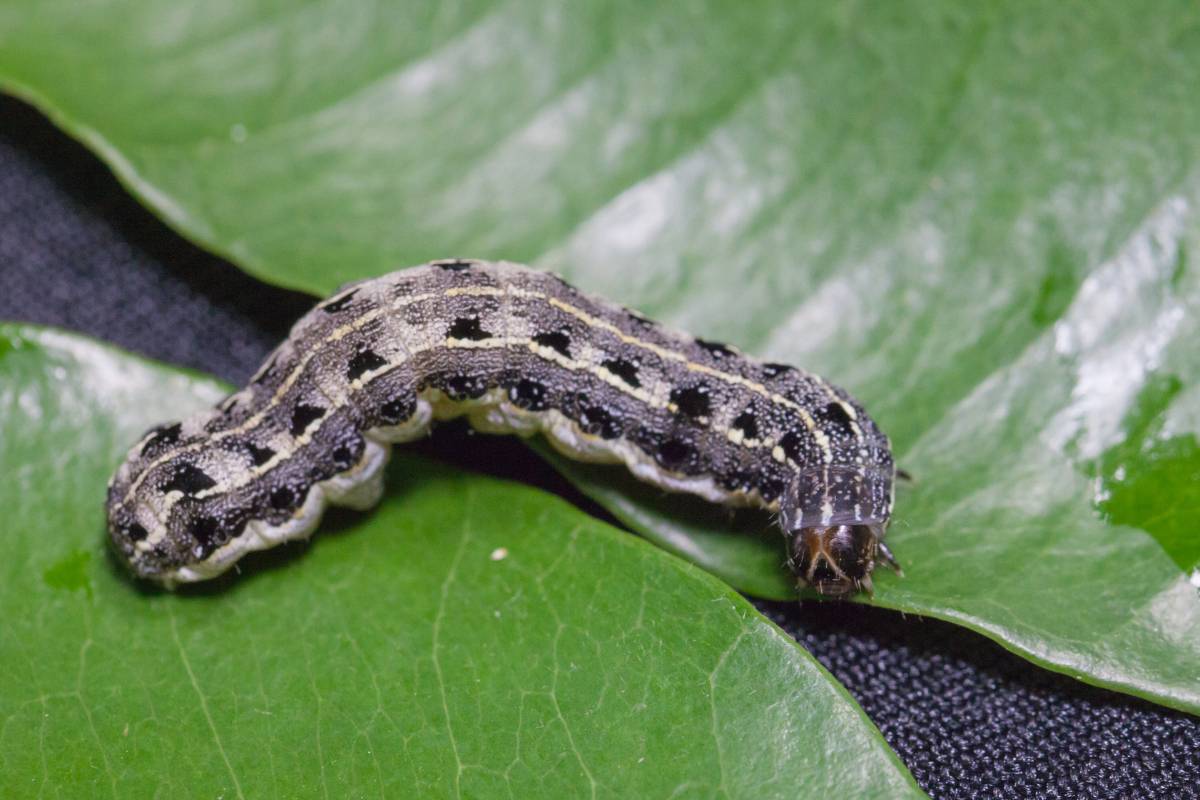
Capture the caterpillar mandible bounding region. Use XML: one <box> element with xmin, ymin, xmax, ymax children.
<box><xmin>106</xmin><ymin>260</ymin><xmax>899</xmax><ymax>596</ymax></box>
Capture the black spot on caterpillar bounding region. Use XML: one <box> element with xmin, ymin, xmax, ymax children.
<box><xmin>347</xmin><ymin>348</ymin><xmax>388</xmax><ymax>381</ymax></box>
<box><xmin>669</xmin><ymin>385</ymin><xmax>712</xmax><ymax>423</ymax></box>
<box><xmin>106</xmin><ymin>259</ymin><xmax>899</xmax><ymax>596</ymax></box>
<box><xmin>600</xmin><ymin>356</ymin><xmax>641</xmax><ymax>388</ymax></box>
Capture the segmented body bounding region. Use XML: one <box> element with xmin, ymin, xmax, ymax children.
<box><xmin>106</xmin><ymin>260</ymin><xmax>896</xmax><ymax>592</ymax></box>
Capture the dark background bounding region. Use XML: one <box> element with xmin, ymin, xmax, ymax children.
<box><xmin>3</xmin><ymin>94</ymin><xmax>1197</xmax><ymax>799</ymax></box>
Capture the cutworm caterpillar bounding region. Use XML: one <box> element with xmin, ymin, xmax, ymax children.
<box><xmin>107</xmin><ymin>260</ymin><xmax>898</xmax><ymax>595</ymax></box>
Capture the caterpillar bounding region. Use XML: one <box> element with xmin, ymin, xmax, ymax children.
<box><xmin>106</xmin><ymin>260</ymin><xmax>899</xmax><ymax>596</ymax></box>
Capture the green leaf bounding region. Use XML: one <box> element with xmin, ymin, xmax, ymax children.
<box><xmin>0</xmin><ymin>324</ymin><xmax>923</xmax><ymax>798</ymax></box>
<box><xmin>2</xmin><ymin>1</ymin><xmax>1199</xmax><ymax>714</ymax></box>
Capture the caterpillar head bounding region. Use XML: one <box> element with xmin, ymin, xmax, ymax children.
<box><xmin>787</xmin><ymin>523</ymin><xmax>881</xmax><ymax>597</ymax></box>
<box><xmin>780</xmin><ymin>466</ymin><xmax>895</xmax><ymax>597</ymax></box>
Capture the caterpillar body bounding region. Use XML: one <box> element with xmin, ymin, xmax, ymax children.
<box><xmin>106</xmin><ymin>260</ymin><xmax>899</xmax><ymax>596</ymax></box>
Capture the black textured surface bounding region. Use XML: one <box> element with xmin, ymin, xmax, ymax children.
<box><xmin>2</xmin><ymin>94</ymin><xmax>1197</xmax><ymax>799</ymax></box>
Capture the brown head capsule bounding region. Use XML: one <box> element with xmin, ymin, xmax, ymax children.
<box><xmin>788</xmin><ymin>524</ymin><xmax>882</xmax><ymax>596</ymax></box>
<box><xmin>780</xmin><ymin>465</ymin><xmax>899</xmax><ymax>596</ymax></box>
